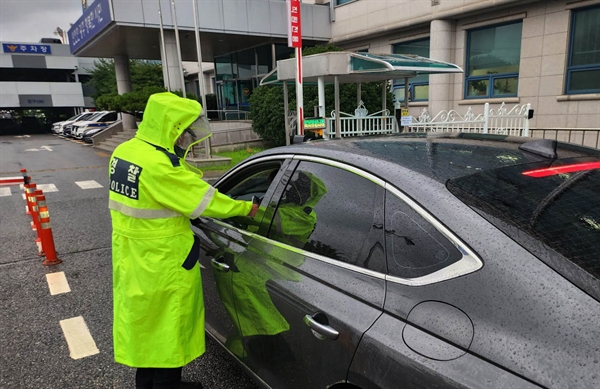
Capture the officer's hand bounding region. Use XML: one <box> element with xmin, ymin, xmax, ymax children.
<box><xmin>248</xmin><ymin>203</ymin><xmax>259</xmax><ymax>218</ymax></box>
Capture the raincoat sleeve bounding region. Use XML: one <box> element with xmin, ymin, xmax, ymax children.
<box><xmin>145</xmin><ymin>158</ymin><xmax>252</xmax><ymax>219</ymax></box>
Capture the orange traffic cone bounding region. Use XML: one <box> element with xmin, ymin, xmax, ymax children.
<box><xmin>32</xmin><ymin>190</ymin><xmax>45</xmax><ymax>257</ymax></box>
<box><xmin>38</xmin><ymin>205</ymin><xmax>62</xmax><ymax>266</ymax></box>
<box><xmin>25</xmin><ymin>183</ymin><xmax>37</xmax><ymax>217</ymax></box>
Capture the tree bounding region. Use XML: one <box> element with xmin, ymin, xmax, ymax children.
<box><xmin>85</xmin><ymin>59</ymin><xmax>165</xmax><ymax>100</ymax></box>
<box><xmin>250</xmin><ymin>44</ymin><xmax>394</xmax><ymax>146</ymax></box>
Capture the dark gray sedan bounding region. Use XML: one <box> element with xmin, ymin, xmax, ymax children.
<box><xmin>192</xmin><ymin>133</ymin><xmax>600</xmax><ymax>389</ymax></box>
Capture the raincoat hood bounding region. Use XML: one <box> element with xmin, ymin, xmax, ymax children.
<box><xmin>135</xmin><ymin>92</ymin><xmax>202</xmax><ymax>152</ymax></box>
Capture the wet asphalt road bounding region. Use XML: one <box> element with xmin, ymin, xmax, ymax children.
<box><xmin>0</xmin><ymin>134</ymin><xmax>259</xmax><ymax>389</ymax></box>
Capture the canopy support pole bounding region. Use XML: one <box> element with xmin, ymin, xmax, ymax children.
<box><xmin>284</xmin><ymin>81</ymin><xmax>290</xmax><ymax>146</ymax></box>
<box><xmin>357</xmin><ymin>83</ymin><xmax>361</xmax><ymax>106</ymax></box>
<box><xmin>382</xmin><ymin>81</ymin><xmax>387</xmax><ymax>112</ymax></box>
<box><xmin>318</xmin><ymin>76</ymin><xmax>325</xmax><ymax>118</ymax></box>
<box><xmin>335</xmin><ymin>76</ymin><xmax>341</xmax><ymax>139</ymax></box>
<box><xmin>404</xmin><ymin>77</ymin><xmax>410</xmax><ymax>108</ymax></box>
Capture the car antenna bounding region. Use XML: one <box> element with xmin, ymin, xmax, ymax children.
<box><xmin>518</xmin><ymin>139</ymin><xmax>557</xmax><ymax>159</ymax></box>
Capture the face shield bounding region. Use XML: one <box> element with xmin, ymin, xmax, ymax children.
<box><xmin>174</xmin><ymin>114</ymin><xmax>212</xmax><ymax>158</ymax></box>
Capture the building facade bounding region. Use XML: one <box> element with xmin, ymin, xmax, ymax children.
<box><xmin>327</xmin><ymin>0</ymin><xmax>599</xmax><ymax>130</ymax></box>
<box><xmin>66</xmin><ymin>0</ymin><xmax>598</xmax><ymax>131</ymax></box>
<box><xmin>0</xmin><ymin>41</ymin><xmax>97</xmax><ymax>132</ymax></box>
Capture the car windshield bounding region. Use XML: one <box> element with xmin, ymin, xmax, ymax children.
<box><xmin>85</xmin><ymin>112</ymin><xmax>104</xmax><ymax>121</ymax></box>
<box><xmin>76</xmin><ymin>113</ymin><xmax>94</xmax><ymax>121</ymax></box>
<box><xmin>447</xmin><ymin>157</ymin><xmax>600</xmax><ymax>294</ymax></box>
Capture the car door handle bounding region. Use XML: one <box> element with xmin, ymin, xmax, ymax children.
<box><xmin>303</xmin><ymin>314</ymin><xmax>339</xmax><ymax>340</ymax></box>
<box><xmin>211</xmin><ymin>257</ymin><xmax>230</xmax><ymax>273</ymax></box>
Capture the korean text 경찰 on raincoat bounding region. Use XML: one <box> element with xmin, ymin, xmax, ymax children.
<box><xmin>108</xmin><ymin>92</ymin><xmax>252</xmax><ymax>368</ymax></box>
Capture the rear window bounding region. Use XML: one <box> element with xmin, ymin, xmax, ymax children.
<box><xmin>447</xmin><ymin>157</ymin><xmax>600</xmax><ymax>281</ymax></box>
<box><xmin>355</xmin><ymin>139</ymin><xmax>548</xmax><ymax>183</ymax></box>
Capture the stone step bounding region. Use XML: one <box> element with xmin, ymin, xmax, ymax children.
<box><xmin>94</xmin><ymin>143</ymin><xmax>116</xmax><ymax>153</ymax></box>
<box><xmin>111</xmin><ymin>134</ymin><xmax>134</xmax><ymax>141</ymax></box>
<box><xmin>101</xmin><ymin>139</ymin><xmax>124</xmax><ymax>148</ymax></box>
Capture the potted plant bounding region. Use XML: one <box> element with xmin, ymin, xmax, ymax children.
<box><xmin>471</xmin><ymin>80</ymin><xmax>488</xmax><ymax>96</ymax></box>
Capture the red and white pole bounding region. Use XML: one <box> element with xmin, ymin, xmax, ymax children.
<box><xmin>288</xmin><ymin>0</ymin><xmax>303</xmax><ymax>136</ymax></box>
<box><xmin>296</xmin><ymin>47</ymin><xmax>304</xmax><ymax>136</ymax></box>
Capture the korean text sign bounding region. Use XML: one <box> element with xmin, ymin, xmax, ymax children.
<box><xmin>287</xmin><ymin>0</ymin><xmax>302</xmax><ymax>48</ymax></box>
<box><xmin>2</xmin><ymin>44</ymin><xmax>51</xmax><ymax>55</ymax></box>
<box><xmin>68</xmin><ymin>0</ymin><xmax>112</xmax><ymax>53</ymax></box>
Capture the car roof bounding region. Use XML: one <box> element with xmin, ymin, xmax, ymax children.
<box><xmin>258</xmin><ymin>133</ymin><xmax>599</xmax><ymax>182</ymax></box>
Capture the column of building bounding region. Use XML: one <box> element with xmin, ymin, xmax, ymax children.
<box><xmin>114</xmin><ymin>55</ymin><xmax>136</xmax><ymax>130</ymax></box>
<box><xmin>429</xmin><ymin>19</ymin><xmax>456</xmax><ymax>115</ymax></box>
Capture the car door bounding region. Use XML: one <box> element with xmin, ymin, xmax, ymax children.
<box><xmin>347</xmin><ymin>187</ymin><xmax>537</xmax><ymax>388</ymax></box>
<box><xmin>234</xmin><ymin>157</ymin><xmax>387</xmax><ymax>388</ymax></box>
<box><xmin>192</xmin><ymin>157</ymin><xmax>293</xmax><ymax>358</ymax></box>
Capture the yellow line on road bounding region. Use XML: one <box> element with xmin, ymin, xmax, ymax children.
<box><xmin>95</xmin><ymin>152</ymin><xmax>110</xmax><ymax>157</ymax></box>
<box><xmin>59</xmin><ymin>316</ymin><xmax>100</xmax><ymax>360</ymax></box>
<box><xmin>46</xmin><ymin>272</ymin><xmax>71</xmax><ymax>295</ymax></box>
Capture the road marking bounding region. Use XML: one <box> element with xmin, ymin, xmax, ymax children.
<box><xmin>22</xmin><ymin>193</ymin><xmax>26</xmax><ymax>200</ymax></box>
<box><xmin>24</xmin><ymin>145</ymin><xmax>53</xmax><ymax>151</ymax></box>
<box><xmin>38</xmin><ymin>184</ymin><xmax>58</xmax><ymax>192</ymax></box>
<box><xmin>75</xmin><ymin>180</ymin><xmax>103</xmax><ymax>189</ymax></box>
<box><xmin>59</xmin><ymin>316</ymin><xmax>100</xmax><ymax>360</ymax></box>
<box><xmin>46</xmin><ymin>272</ymin><xmax>71</xmax><ymax>295</ymax></box>
<box><xmin>0</xmin><ymin>187</ymin><xmax>11</xmax><ymax>197</ymax></box>
<box><xmin>95</xmin><ymin>152</ymin><xmax>110</xmax><ymax>157</ymax></box>
<box><xmin>20</xmin><ymin>183</ymin><xmax>58</xmax><ymax>192</ymax></box>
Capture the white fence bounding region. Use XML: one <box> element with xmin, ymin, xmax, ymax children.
<box><xmin>324</xmin><ymin>101</ymin><xmax>398</xmax><ymax>139</ymax></box>
<box><xmin>318</xmin><ymin>102</ymin><xmax>599</xmax><ymax>149</ymax></box>
<box><xmin>407</xmin><ymin>102</ymin><xmax>531</xmax><ymax>137</ymax></box>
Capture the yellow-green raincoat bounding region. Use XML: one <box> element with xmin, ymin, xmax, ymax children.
<box><xmin>109</xmin><ymin>92</ymin><xmax>252</xmax><ymax>367</ymax></box>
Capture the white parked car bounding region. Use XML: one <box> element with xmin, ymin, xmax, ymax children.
<box><xmin>52</xmin><ymin>112</ymin><xmax>95</xmax><ymax>134</ymax></box>
<box><xmin>70</xmin><ymin>111</ymin><xmax>120</xmax><ymax>139</ymax></box>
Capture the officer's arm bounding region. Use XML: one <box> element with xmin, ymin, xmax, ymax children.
<box><xmin>146</xmin><ymin>160</ymin><xmax>252</xmax><ymax>219</ymax></box>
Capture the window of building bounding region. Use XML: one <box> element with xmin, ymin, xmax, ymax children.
<box><xmin>566</xmin><ymin>6</ymin><xmax>600</xmax><ymax>94</ymax></box>
<box><xmin>385</xmin><ymin>192</ymin><xmax>463</xmax><ymax>279</ymax></box>
<box><xmin>392</xmin><ymin>39</ymin><xmax>430</xmax><ymax>102</ymax></box>
<box><xmin>336</xmin><ymin>0</ymin><xmax>354</xmax><ymax>5</ymax></box>
<box><xmin>465</xmin><ymin>21</ymin><xmax>522</xmax><ymax>99</ymax></box>
<box><xmin>268</xmin><ymin>161</ymin><xmax>386</xmax><ymax>273</ymax></box>
<box><xmin>256</xmin><ymin>44</ymin><xmax>273</xmax><ymax>75</ymax></box>
<box><xmin>215</xmin><ymin>55</ymin><xmax>233</xmax><ymax>81</ymax></box>
<box><xmin>236</xmin><ymin>48</ymin><xmax>257</xmax><ymax>79</ymax></box>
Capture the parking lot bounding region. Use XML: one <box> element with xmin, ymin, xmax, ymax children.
<box><xmin>0</xmin><ymin>134</ymin><xmax>258</xmax><ymax>389</ymax></box>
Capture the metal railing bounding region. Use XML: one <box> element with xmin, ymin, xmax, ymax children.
<box><xmin>407</xmin><ymin>102</ymin><xmax>531</xmax><ymax>137</ymax></box>
<box><xmin>205</xmin><ymin>110</ymin><xmax>251</xmax><ymax>121</ymax></box>
<box><xmin>529</xmin><ymin>128</ymin><xmax>600</xmax><ymax>149</ymax></box>
<box><xmin>325</xmin><ymin>109</ymin><xmax>398</xmax><ymax>139</ymax></box>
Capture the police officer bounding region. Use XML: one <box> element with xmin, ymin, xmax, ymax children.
<box><xmin>108</xmin><ymin>92</ymin><xmax>258</xmax><ymax>389</ymax></box>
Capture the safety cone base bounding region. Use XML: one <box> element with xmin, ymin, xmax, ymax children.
<box><xmin>42</xmin><ymin>257</ymin><xmax>62</xmax><ymax>266</ymax></box>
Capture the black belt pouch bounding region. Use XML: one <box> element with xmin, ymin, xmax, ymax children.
<box><xmin>182</xmin><ymin>235</ymin><xmax>201</xmax><ymax>270</ymax></box>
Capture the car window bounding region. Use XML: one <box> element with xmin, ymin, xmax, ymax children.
<box><xmin>447</xmin><ymin>157</ymin><xmax>600</xmax><ymax>281</ymax></box>
<box><xmin>86</xmin><ymin>113</ymin><xmax>102</xmax><ymax>121</ymax></box>
<box><xmin>385</xmin><ymin>192</ymin><xmax>463</xmax><ymax>279</ymax></box>
<box><xmin>101</xmin><ymin>112</ymin><xmax>117</xmax><ymax>122</ymax></box>
<box><xmin>267</xmin><ymin>161</ymin><xmax>386</xmax><ymax>272</ymax></box>
<box><xmin>216</xmin><ymin>161</ymin><xmax>285</xmax><ymax>232</ymax></box>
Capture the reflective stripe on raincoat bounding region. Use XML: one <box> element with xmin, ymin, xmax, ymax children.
<box><xmin>109</xmin><ymin>92</ymin><xmax>252</xmax><ymax>368</ymax></box>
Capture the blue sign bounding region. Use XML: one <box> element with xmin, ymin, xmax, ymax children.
<box><xmin>3</xmin><ymin>44</ymin><xmax>52</xmax><ymax>55</ymax></box>
<box><xmin>68</xmin><ymin>0</ymin><xmax>112</xmax><ymax>53</ymax></box>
